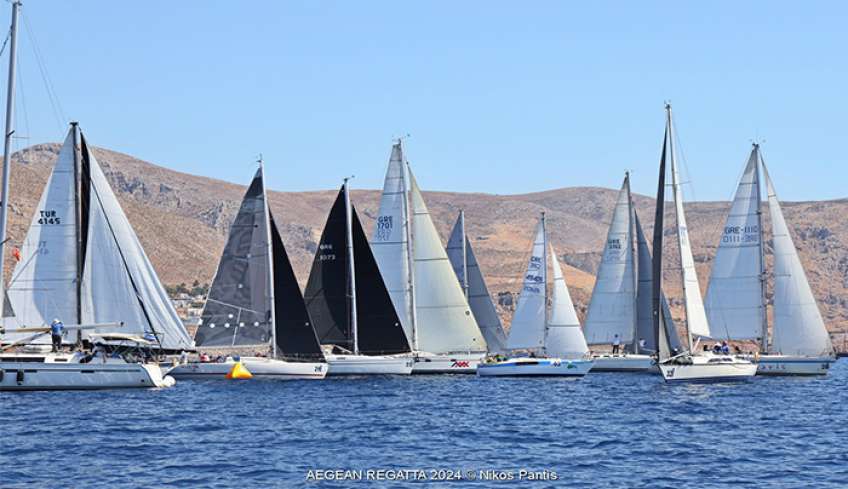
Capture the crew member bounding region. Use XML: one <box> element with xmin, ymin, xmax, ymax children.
<box><xmin>50</xmin><ymin>318</ymin><xmax>64</xmax><ymax>353</ymax></box>
<box><xmin>612</xmin><ymin>334</ymin><xmax>621</xmax><ymax>354</ymax></box>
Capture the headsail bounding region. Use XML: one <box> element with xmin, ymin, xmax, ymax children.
<box><xmin>652</xmin><ymin>120</ymin><xmax>676</xmax><ymax>362</ymax></box>
<box><xmin>304</xmin><ymin>188</ymin><xmax>410</xmax><ymax>355</ymax></box>
<box><xmin>194</xmin><ymin>169</ymin><xmax>272</xmax><ymax>347</ymax></box>
<box><xmin>79</xmin><ymin>134</ymin><xmax>192</xmax><ymax>350</ymax></box>
<box><xmin>5</xmin><ymin>131</ymin><xmax>79</xmax><ymax>342</ymax></box>
<box><xmin>584</xmin><ymin>176</ymin><xmax>636</xmax><ymax>345</ymax></box>
<box><xmin>370</xmin><ymin>143</ymin><xmax>414</xmax><ymax>342</ymax></box>
<box><xmin>704</xmin><ymin>147</ymin><xmax>766</xmax><ymax>341</ymax></box>
<box><xmin>446</xmin><ymin>212</ymin><xmax>507</xmax><ymax>353</ymax></box>
<box><xmin>506</xmin><ymin>219</ymin><xmax>547</xmax><ymax>351</ymax></box>
<box><xmin>763</xmin><ymin>164</ymin><xmax>833</xmax><ymax>356</ymax></box>
<box><xmin>667</xmin><ymin>108</ymin><xmax>711</xmax><ymax>341</ymax></box>
<box><xmin>408</xmin><ymin>171</ymin><xmax>486</xmax><ymax>353</ymax></box>
<box><xmin>546</xmin><ymin>244</ymin><xmax>589</xmax><ymax>357</ymax></box>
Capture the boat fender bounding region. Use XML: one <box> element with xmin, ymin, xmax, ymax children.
<box><xmin>16</xmin><ymin>369</ymin><xmax>24</xmax><ymax>385</ymax></box>
<box><xmin>226</xmin><ymin>361</ymin><xmax>253</xmax><ymax>380</ymax></box>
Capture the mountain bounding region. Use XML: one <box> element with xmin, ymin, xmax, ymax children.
<box><xmin>5</xmin><ymin>143</ymin><xmax>848</xmax><ymax>341</ymax></box>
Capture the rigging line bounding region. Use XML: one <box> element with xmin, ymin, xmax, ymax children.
<box><xmin>0</xmin><ymin>27</ymin><xmax>9</xmax><ymax>59</ymax></box>
<box><xmin>15</xmin><ymin>47</ymin><xmax>28</xmax><ymax>152</ymax></box>
<box><xmin>21</xmin><ymin>12</ymin><xmax>65</xmax><ymax>131</ymax></box>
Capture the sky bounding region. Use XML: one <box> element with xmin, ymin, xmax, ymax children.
<box><xmin>2</xmin><ymin>1</ymin><xmax>846</xmax><ymax>201</ymax></box>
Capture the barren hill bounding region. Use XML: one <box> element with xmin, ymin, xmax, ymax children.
<box><xmin>6</xmin><ymin>144</ymin><xmax>848</xmax><ymax>340</ymax></box>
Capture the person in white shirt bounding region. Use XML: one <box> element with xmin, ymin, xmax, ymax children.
<box><xmin>612</xmin><ymin>334</ymin><xmax>621</xmax><ymax>354</ymax></box>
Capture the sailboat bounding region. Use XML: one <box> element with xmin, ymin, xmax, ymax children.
<box><xmin>477</xmin><ymin>213</ymin><xmax>593</xmax><ymax>377</ymax></box>
<box><xmin>583</xmin><ymin>174</ymin><xmax>654</xmax><ymax>371</ymax></box>
<box><xmin>168</xmin><ymin>165</ymin><xmax>327</xmax><ymax>380</ymax></box>
<box><xmin>304</xmin><ymin>179</ymin><xmax>414</xmax><ymax>375</ymax></box>
<box><xmin>652</xmin><ymin>104</ymin><xmax>756</xmax><ymax>382</ymax></box>
<box><xmin>445</xmin><ymin>210</ymin><xmax>508</xmax><ymax>354</ymax></box>
<box><xmin>705</xmin><ymin>144</ymin><xmax>835</xmax><ymax>375</ymax></box>
<box><xmin>371</xmin><ymin>141</ymin><xmax>487</xmax><ymax>373</ymax></box>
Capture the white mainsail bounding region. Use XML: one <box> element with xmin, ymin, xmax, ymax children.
<box><xmin>5</xmin><ymin>132</ymin><xmax>78</xmax><ymax>341</ymax></box>
<box><xmin>546</xmin><ymin>243</ymin><xmax>589</xmax><ymax>357</ymax></box>
<box><xmin>445</xmin><ymin>213</ymin><xmax>507</xmax><ymax>353</ymax></box>
<box><xmin>506</xmin><ymin>219</ymin><xmax>547</xmax><ymax>351</ymax></box>
<box><xmin>763</xmin><ymin>164</ymin><xmax>832</xmax><ymax>356</ymax></box>
<box><xmin>408</xmin><ymin>171</ymin><xmax>487</xmax><ymax>353</ymax></box>
<box><xmin>704</xmin><ymin>148</ymin><xmax>765</xmax><ymax>341</ymax></box>
<box><xmin>668</xmin><ymin>119</ymin><xmax>711</xmax><ymax>340</ymax></box>
<box><xmin>370</xmin><ymin>143</ymin><xmax>414</xmax><ymax>342</ymax></box>
<box><xmin>583</xmin><ymin>177</ymin><xmax>636</xmax><ymax>345</ymax></box>
<box><xmin>80</xmin><ymin>138</ymin><xmax>193</xmax><ymax>351</ymax></box>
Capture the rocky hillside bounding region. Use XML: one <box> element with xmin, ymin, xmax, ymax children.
<box><xmin>5</xmin><ymin>143</ymin><xmax>848</xmax><ymax>341</ymax></box>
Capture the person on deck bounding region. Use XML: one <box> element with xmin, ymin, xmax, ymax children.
<box><xmin>712</xmin><ymin>343</ymin><xmax>722</xmax><ymax>354</ymax></box>
<box><xmin>721</xmin><ymin>341</ymin><xmax>730</xmax><ymax>355</ymax></box>
<box><xmin>638</xmin><ymin>338</ymin><xmax>647</xmax><ymax>352</ymax></box>
<box><xmin>50</xmin><ymin>319</ymin><xmax>64</xmax><ymax>353</ymax></box>
<box><xmin>612</xmin><ymin>334</ymin><xmax>621</xmax><ymax>355</ymax></box>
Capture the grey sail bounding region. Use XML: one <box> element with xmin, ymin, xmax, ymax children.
<box><xmin>195</xmin><ymin>169</ymin><xmax>272</xmax><ymax>347</ymax></box>
<box><xmin>633</xmin><ymin>211</ymin><xmax>681</xmax><ymax>353</ymax></box>
<box><xmin>445</xmin><ymin>212</ymin><xmax>507</xmax><ymax>354</ymax></box>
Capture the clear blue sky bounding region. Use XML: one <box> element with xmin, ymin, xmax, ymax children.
<box><xmin>4</xmin><ymin>1</ymin><xmax>846</xmax><ymax>201</ymax></box>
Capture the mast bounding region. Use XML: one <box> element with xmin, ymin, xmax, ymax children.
<box><xmin>666</xmin><ymin>104</ymin><xmax>695</xmax><ymax>353</ymax></box>
<box><xmin>541</xmin><ymin>211</ymin><xmax>549</xmax><ymax>351</ymax></box>
<box><xmin>72</xmin><ymin>123</ymin><xmax>82</xmax><ymax>345</ymax></box>
<box><xmin>459</xmin><ymin>210</ymin><xmax>469</xmax><ymax>299</ymax></box>
<box><xmin>343</xmin><ymin>177</ymin><xmax>359</xmax><ymax>355</ymax></box>
<box><xmin>625</xmin><ymin>172</ymin><xmax>640</xmax><ymax>353</ymax></box>
<box><xmin>0</xmin><ymin>0</ymin><xmax>20</xmax><ymax>323</ymax></box>
<box><xmin>399</xmin><ymin>142</ymin><xmax>418</xmax><ymax>351</ymax></box>
<box><xmin>259</xmin><ymin>157</ymin><xmax>278</xmax><ymax>358</ymax></box>
<box><xmin>753</xmin><ymin>144</ymin><xmax>769</xmax><ymax>353</ymax></box>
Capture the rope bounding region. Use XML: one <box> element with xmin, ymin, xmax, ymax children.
<box><xmin>21</xmin><ymin>12</ymin><xmax>65</xmax><ymax>132</ymax></box>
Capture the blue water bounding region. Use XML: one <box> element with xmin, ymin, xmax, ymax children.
<box><xmin>3</xmin><ymin>361</ymin><xmax>847</xmax><ymax>488</ymax></box>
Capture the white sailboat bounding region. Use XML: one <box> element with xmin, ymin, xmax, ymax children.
<box><xmin>0</xmin><ymin>3</ymin><xmax>186</xmax><ymax>390</ymax></box>
<box><xmin>705</xmin><ymin>144</ymin><xmax>835</xmax><ymax>375</ymax></box>
<box><xmin>652</xmin><ymin>105</ymin><xmax>757</xmax><ymax>382</ymax></box>
<box><xmin>168</xmin><ymin>164</ymin><xmax>328</xmax><ymax>380</ymax></box>
<box><xmin>372</xmin><ymin>142</ymin><xmax>487</xmax><ymax>373</ymax></box>
<box><xmin>477</xmin><ymin>214</ymin><xmax>593</xmax><ymax>377</ymax></box>
<box><xmin>304</xmin><ymin>179</ymin><xmax>413</xmax><ymax>375</ymax></box>
<box><xmin>584</xmin><ymin>174</ymin><xmax>653</xmax><ymax>372</ymax></box>
<box><xmin>445</xmin><ymin>210</ymin><xmax>508</xmax><ymax>354</ymax></box>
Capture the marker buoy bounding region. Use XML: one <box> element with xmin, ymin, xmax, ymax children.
<box><xmin>225</xmin><ymin>361</ymin><xmax>253</xmax><ymax>380</ymax></box>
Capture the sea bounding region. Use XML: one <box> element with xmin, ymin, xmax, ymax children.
<box><xmin>3</xmin><ymin>360</ymin><xmax>847</xmax><ymax>488</ymax></box>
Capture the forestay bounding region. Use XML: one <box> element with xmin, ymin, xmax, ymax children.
<box><xmin>409</xmin><ymin>172</ymin><xmax>486</xmax><ymax>353</ymax></box>
<box><xmin>704</xmin><ymin>148</ymin><xmax>765</xmax><ymax>340</ymax></box>
<box><xmin>584</xmin><ymin>178</ymin><xmax>636</xmax><ymax>345</ymax></box>
<box><xmin>5</xmin><ymin>132</ymin><xmax>78</xmax><ymax>342</ymax></box>
<box><xmin>80</xmin><ymin>136</ymin><xmax>192</xmax><ymax>350</ymax></box>
<box><xmin>446</xmin><ymin>213</ymin><xmax>507</xmax><ymax>353</ymax></box>
<box><xmin>763</xmin><ymin>165</ymin><xmax>833</xmax><ymax>356</ymax></box>
<box><xmin>506</xmin><ymin>219</ymin><xmax>547</xmax><ymax>351</ymax></box>
<box><xmin>194</xmin><ymin>169</ymin><xmax>273</xmax><ymax>347</ymax></box>
<box><xmin>546</xmin><ymin>244</ymin><xmax>589</xmax><ymax>358</ymax></box>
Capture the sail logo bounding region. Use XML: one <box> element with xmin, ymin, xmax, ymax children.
<box><xmin>451</xmin><ymin>361</ymin><xmax>470</xmax><ymax>368</ymax></box>
<box><xmin>37</xmin><ymin>209</ymin><xmax>61</xmax><ymax>225</ymax></box>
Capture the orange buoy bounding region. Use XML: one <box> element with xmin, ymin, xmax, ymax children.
<box><xmin>225</xmin><ymin>361</ymin><xmax>253</xmax><ymax>380</ymax></box>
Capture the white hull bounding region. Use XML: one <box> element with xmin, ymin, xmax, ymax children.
<box><xmin>412</xmin><ymin>352</ymin><xmax>485</xmax><ymax>374</ymax></box>
<box><xmin>325</xmin><ymin>354</ymin><xmax>413</xmax><ymax>375</ymax></box>
<box><xmin>168</xmin><ymin>357</ymin><xmax>327</xmax><ymax>380</ymax></box>
<box><xmin>477</xmin><ymin>357</ymin><xmax>593</xmax><ymax>377</ymax></box>
<box><xmin>755</xmin><ymin>354</ymin><xmax>835</xmax><ymax>376</ymax></box>
<box><xmin>659</xmin><ymin>354</ymin><xmax>757</xmax><ymax>382</ymax></box>
<box><xmin>590</xmin><ymin>354</ymin><xmax>654</xmax><ymax>372</ymax></box>
<box><xmin>0</xmin><ymin>353</ymin><xmax>173</xmax><ymax>391</ymax></box>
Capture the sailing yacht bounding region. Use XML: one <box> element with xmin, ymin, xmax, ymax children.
<box><xmin>652</xmin><ymin>104</ymin><xmax>757</xmax><ymax>382</ymax></box>
<box><xmin>304</xmin><ymin>179</ymin><xmax>413</xmax><ymax>375</ymax></box>
<box><xmin>168</xmin><ymin>165</ymin><xmax>327</xmax><ymax>380</ymax></box>
<box><xmin>372</xmin><ymin>142</ymin><xmax>487</xmax><ymax>373</ymax></box>
<box><xmin>445</xmin><ymin>211</ymin><xmax>508</xmax><ymax>354</ymax></box>
<box><xmin>477</xmin><ymin>213</ymin><xmax>593</xmax><ymax>377</ymax></box>
<box><xmin>705</xmin><ymin>144</ymin><xmax>835</xmax><ymax>375</ymax></box>
<box><xmin>584</xmin><ymin>174</ymin><xmax>653</xmax><ymax>372</ymax></box>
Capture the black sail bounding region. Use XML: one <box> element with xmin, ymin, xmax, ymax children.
<box><xmin>304</xmin><ymin>188</ymin><xmax>410</xmax><ymax>355</ymax></box>
<box><xmin>651</xmin><ymin>120</ymin><xmax>676</xmax><ymax>361</ymax></box>
<box><xmin>195</xmin><ymin>170</ymin><xmax>272</xmax><ymax>347</ymax></box>
<box><xmin>269</xmin><ymin>212</ymin><xmax>325</xmax><ymax>361</ymax></box>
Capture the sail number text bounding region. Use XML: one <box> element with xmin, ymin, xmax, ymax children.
<box><xmin>38</xmin><ymin>210</ymin><xmax>61</xmax><ymax>225</ymax></box>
